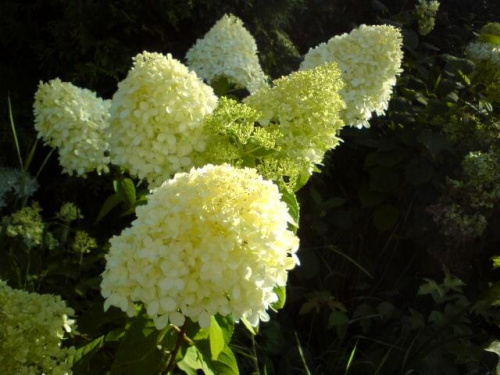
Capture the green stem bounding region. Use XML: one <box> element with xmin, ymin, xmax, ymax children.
<box><xmin>162</xmin><ymin>321</ymin><xmax>188</xmax><ymax>375</ymax></box>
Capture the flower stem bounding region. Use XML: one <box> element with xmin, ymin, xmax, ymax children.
<box><xmin>162</xmin><ymin>320</ymin><xmax>188</xmax><ymax>375</ymax></box>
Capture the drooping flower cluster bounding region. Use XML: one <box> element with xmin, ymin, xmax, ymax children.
<box><xmin>0</xmin><ymin>167</ymin><xmax>38</xmax><ymax>210</ymax></box>
<box><xmin>109</xmin><ymin>52</ymin><xmax>218</xmax><ymax>187</ymax></box>
<box><xmin>0</xmin><ymin>280</ymin><xmax>75</xmax><ymax>375</ymax></box>
<box><xmin>244</xmin><ymin>63</ymin><xmax>345</xmax><ymax>173</ymax></box>
<box><xmin>101</xmin><ymin>164</ymin><xmax>299</xmax><ymax>329</ymax></box>
<box><xmin>300</xmin><ymin>25</ymin><xmax>403</xmax><ymax>128</ymax></box>
<box><xmin>33</xmin><ymin>79</ymin><xmax>111</xmax><ymax>176</ymax></box>
<box><xmin>415</xmin><ymin>0</ymin><xmax>440</xmax><ymax>36</ymax></box>
<box><xmin>186</xmin><ymin>14</ymin><xmax>268</xmax><ymax>94</ymax></box>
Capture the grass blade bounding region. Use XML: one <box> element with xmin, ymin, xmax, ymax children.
<box><xmin>327</xmin><ymin>246</ymin><xmax>374</xmax><ymax>279</ymax></box>
<box><xmin>8</xmin><ymin>96</ymin><xmax>23</xmax><ymax>169</ymax></box>
<box><xmin>295</xmin><ymin>331</ymin><xmax>312</xmax><ymax>375</ymax></box>
<box><xmin>345</xmin><ymin>340</ymin><xmax>358</xmax><ymax>374</ymax></box>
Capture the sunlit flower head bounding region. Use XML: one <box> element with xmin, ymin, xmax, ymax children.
<box><xmin>108</xmin><ymin>52</ymin><xmax>218</xmax><ymax>187</ymax></box>
<box><xmin>186</xmin><ymin>14</ymin><xmax>268</xmax><ymax>94</ymax></box>
<box><xmin>101</xmin><ymin>164</ymin><xmax>299</xmax><ymax>329</ymax></box>
<box><xmin>300</xmin><ymin>24</ymin><xmax>403</xmax><ymax>128</ymax></box>
<box><xmin>33</xmin><ymin>79</ymin><xmax>111</xmax><ymax>176</ymax></box>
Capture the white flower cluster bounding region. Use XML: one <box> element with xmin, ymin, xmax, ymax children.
<box><xmin>33</xmin><ymin>79</ymin><xmax>111</xmax><ymax>176</ymax></box>
<box><xmin>0</xmin><ymin>280</ymin><xmax>74</xmax><ymax>375</ymax></box>
<box><xmin>415</xmin><ymin>0</ymin><xmax>440</xmax><ymax>36</ymax></box>
<box><xmin>0</xmin><ymin>167</ymin><xmax>38</xmax><ymax>209</ymax></box>
<box><xmin>109</xmin><ymin>52</ymin><xmax>218</xmax><ymax>187</ymax></box>
<box><xmin>300</xmin><ymin>24</ymin><xmax>403</xmax><ymax>128</ymax></box>
<box><xmin>244</xmin><ymin>63</ymin><xmax>345</xmax><ymax>173</ymax></box>
<box><xmin>186</xmin><ymin>14</ymin><xmax>268</xmax><ymax>94</ymax></box>
<box><xmin>101</xmin><ymin>164</ymin><xmax>299</xmax><ymax>329</ymax></box>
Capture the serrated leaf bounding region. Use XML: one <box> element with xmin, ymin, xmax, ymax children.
<box><xmin>418</xmin><ymin>279</ymin><xmax>440</xmax><ymax>296</ymax></box>
<box><xmin>209</xmin><ymin>317</ymin><xmax>225</xmax><ymax>360</ymax></box>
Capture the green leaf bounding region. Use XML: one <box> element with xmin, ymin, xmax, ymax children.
<box><xmin>96</xmin><ymin>193</ymin><xmax>122</xmax><ymax>223</ymax></box>
<box><xmin>111</xmin><ymin>315</ymin><xmax>170</xmax><ymax>375</ymax></box>
<box><xmin>373</xmin><ymin>204</ymin><xmax>400</xmax><ymax>232</ymax></box>
<box><xmin>212</xmin><ymin>346</ymin><xmax>240</xmax><ymax>375</ymax></box>
<box><xmin>177</xmin><ymin>346</ymin><xmax>215</xmax><ymax>375</ymax></box>
<box><xmin>240</xmin><ymin>317</ymin><xmax>258</xmax><ymax>335</ymax></box>
<box><xmin>270</xmin><ymin>285</ymin><xmax>286</xmax><ymax>311</ymax></box>
<box><xmin>280</xmin><ymin>185</ymin><xmax>300</xmax><ymax>229</ymax></box>
<box><xmin>328</xmin><ymin>311</ymin><xmax>349</xmax><ymax>328</ymax></box>
<box><xmin>209</xmin><ymin>317</ymin><xmax>225</xmax><ymax>360</ymax></box>
<box><xmin>115</xmin><ymin>178</ymin><xmax>136</xmax><ymax>207</ymax></box>
<box><xmin>214</xmin><ymin>315</ymin><xmax>234</xmax><ymax>345</ymax></box>
<box><xmin>68</xmin><ymin>336</ymin><xmax>104</xmax><ymax>372</ymax></box>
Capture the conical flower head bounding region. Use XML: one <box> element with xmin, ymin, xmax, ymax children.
<box><xmin>301</xmin><ymin>24</ymin><xmax>403</xmax><ymax>128</ymax></box>
<box><xmin>34</xmin><ymin>79</ymin><xmax>111</xmax><ymax>176</ymax></box>
<box><xmin>108</xmin><ymin>52</ymin><xmax>218</xmax><ymax>187</ymax></box>
<box><xmin>186</xmin><ymin>14</ymin><xmax>268</xmax><ymax>94</ymax></box>
<box><xmin>244</xmin><ymin>62</ymin><xmax>345</xmax><ymax>173</ymax></box>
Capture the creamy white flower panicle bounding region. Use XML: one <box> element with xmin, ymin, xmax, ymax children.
<box><xmin>186</xmin><ymin>14</ymin><xmax>268</xmax><ymax>94</ymax></box>
<box><xmin>0</xmin><ymin>280</ymin><xmax>75</xmax><ymax>375</ymax></box>
<box><xmin>300</xmin><ymin>25</ymin><xmax>403</xmax><ymax>128</ymax></box>
<box><xmin>101</xmin><ymin>164</ymin><xmax>299</xmax><ymax>329</ymax></box>
<box><xmin>33</xmin><ymin>79</ymin><xmax>111</xmax><ymax>176</ymax></box>
<box><xmin>109</xmin><ymin>52</ymin><xmax>218</xmax><ymax>187</ymax></box>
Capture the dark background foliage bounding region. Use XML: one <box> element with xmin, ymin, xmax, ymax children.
<box><xmin>2</xmin><ymin>0</ymin><xmax>500</xmax><ymax>374</ymax></box>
